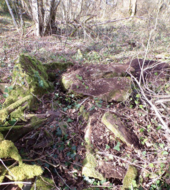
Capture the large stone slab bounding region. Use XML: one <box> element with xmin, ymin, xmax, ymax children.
<box><xmin>61</xmin><ymin>64</ymin><xmax>133</xmax><ymax>102</ymax></box>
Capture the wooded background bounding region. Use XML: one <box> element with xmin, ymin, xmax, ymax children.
<box><xmin>1</xmin><ymin>0</ymin><xmax>170</xmax><ymax>37</ymax></box>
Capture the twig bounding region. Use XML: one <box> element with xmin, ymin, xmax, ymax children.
<box><xmin>0</xmin><ymin>159</ymin><xmax>16</xmax><ymax>180</ymax></box>
<box><xmin>127</xmin><ymin>71</ymin><xmax>170</xmax><ymax>135</ymax></box>
<box><xmin>54</xmin><ymin>168</ymin><xmax>72</xmax><ymax>190</ymax></box>
<box><xmin>5</xmin><ymin>121</ymin><xmax>18</xmax><ymax>139</ymax></box>
<box><xmin>97</xmin><ymin>152</ymin><xmax>150</xmax><ymax>173</ymax></box>
<box><xmin>90</xmin><ymin>17</ymin><xmax>131</xmax><ymax>26</ymax></box>
<box><xmin>139</xmin><ymin>1</ymin><xmax>161</xmax><ymax>84</ymax></box>
<box><xmin>0</xmin><ymin>182</ymin><xmax>32</xmax><ymax>185</ymax></box>
<box><xmin>44</xmin><ymin>167</ymin><xmax>59</xmax><ymax>190</ymax></box>
<box><xmin>155</xmin><ymin>99</ymin><xmax>170</xmax><ymax>104</ymax></box>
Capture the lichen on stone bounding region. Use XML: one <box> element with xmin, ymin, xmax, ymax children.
<box><xmin>82</xmin><ymin>152</ymin><xmax>105</xmax><ymax>181</ymax></box>
<box><xmin>61</xmin><ymin>75</ymin><xmax>74</xmax><ymax>90</ymax></box>
<box><xmin>122</xmin><ymin>165</ymin><xmax>138</xmax><ymax>190</ymax></box>
<box><xmin>79</xmin><ymin>105</ymin><xmax>89</xmax><ymax>121</ymax></box>
<box><xmin>101</xmin><ymin>112</ymin><xmax>141</xmax><ymax>149</ymax></box>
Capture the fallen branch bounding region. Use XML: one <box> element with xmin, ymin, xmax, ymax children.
<box><xmin>127</xmin><ymin>70</ymin><xmax>170</xmax><ymax>135</ymax></box>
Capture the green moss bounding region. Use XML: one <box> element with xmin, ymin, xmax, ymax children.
<box><xmin>0</xmin><ymin>140</ymin><xmax>22</xmax><ymax>164</ymax></box>
<box><xmin>0</xmin><ymin>165</ymin><xmax>6</xmax><ymax>183</ymax></box>
<box><xmin>3</xmin><ymin>54</ymin><xmax>51</xmax><ymax>108</ymax></box>
<box><xmin>122</xmin><ymin>165</ymin><xmax>138</xmax><ymax>190</ymax></box>
<box><xmin>0</xmin><ymin>94</ymin><xmax>33</xmax><ymax>124</ymax></box>
<box><xmin>0</xmin><ymin>133</ymin><xmax>4</xmax><ymax>141</ymax></box>
<box><xmin>82</xmin><ymin>152</ymin><xmax>105</xmax><ymax>181</ymax></box>
<box><xmin>31</xmin><ymin>176</ymin><xmax>55</xmax><ymax>190</ymax></box>
<box><xmin>44</xmin><ymin>61</ymin><xmax>73</xmax><ymax>70</ymax></box>
<box><xmin>0</xmin><ymin>110</ymin><xmax>8</xmax><ymax>123</ymax></box>
<box><xmin>9</xmin><ymin>163</ymin><xmax>43</xmax><ymax>181</ymax></box>
<box><xmin>1</xmin><ymin>54</ymin><xmax>51</xmax><ymax>124</ymax></box>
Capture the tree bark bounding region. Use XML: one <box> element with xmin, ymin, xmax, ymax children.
<box><xmin>130</xmin><ymin>0</ymin><xmax>137</xmax><ymax>17</ymax></box>
<box><xmin>5</xmin><ymin>0</ymin><xmax>19</xmax><ymax>30</ymax></box>
<box><xmin>31</xmin><ymin>0</ymin><xmax>40</xmax><ymax>36</ymax></box>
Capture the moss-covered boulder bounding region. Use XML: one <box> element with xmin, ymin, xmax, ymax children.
<box><xmin>4</xmin><ymin>54</ymin><xmax>50</xmax><ymax>108</ymax></box>
<box><xmin>101</xmin><ymin>112</ymin><xmax>141</xmax><ymax>149</ymax></box>
<box><xmin>122</xmin><ymin>165</ymin><xmax>138</xmax><ymax>190</ymax></box>
<box><xmin>0</xmin><ymin>54</ymin><xmax>51</xmax><ymax>125</ymax></box>
<box><xmin>61</xmin><ymin>64</ymin><xmax>133</xmax><ymax>102</ymax></box>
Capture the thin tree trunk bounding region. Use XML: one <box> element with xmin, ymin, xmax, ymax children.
<box><xmin>130</xmin><ymin>0</ymin><xmax>137</xmax><ymax>17</ymax></box>
<box><xmin>5</xmin><ymin>0</ymin><xmax>19</xmax><ymax>30</ymax></box>
<box><xmin>31</xmin><ymin>0</ymin><xmax>40</xmax><ymax>36</ymax></box>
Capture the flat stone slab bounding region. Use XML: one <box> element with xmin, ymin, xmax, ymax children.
<box><xmin>61</xmin><ymin>64</ymin><xmax>133</xmax><ymax>102</ymax></box>
<box><xmin>101</xmin><ymin>112</ymin><xmax>141</xmax><ymax>149</ymax></box>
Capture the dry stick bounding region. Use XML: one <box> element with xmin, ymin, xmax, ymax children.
<box><xmin>139</xmin><ymin>1</ymin><xmax>161</xmax><ymax>85</ymax></box>
<box><xmin>0</xmin><ymin>159</ymin><xmax>16</xmax><ymax>180</ymax></box>
<box><xmin>5</xmin><ymin>121</ymin><xmax>18</xmax><ymax>139</ymax></box>
<box><xmin>155</xmin><ymin>99</ymin><xmax>170</xmax><ymax>104</ymax></box>
<box><xmin>44</xmin><ymin>167</ymin><xmax>60</xmax><ymax>190</ymax></box>
<box><xmin>0</xmin><ymin>182</ymin><xmax>32</xmax><ymax>185</ymax></box>
<box><xmin>54</xmin><ymin>168</ymin><xmax>72</xmax><ymax>190</ymax></box>
<box><xmin>127</xmin><ymin>71</ymin><xmax>170</xmax><ymax>135</ymax></box>
<box><xmin>97</xmin><ymin>152</ymin><xmax>150</xmax><ymax>173</ymax></box>
<box><xmin>90</xmin><ymin>17</ymin><xmax>131</xmax><ymax>26</ymax></box>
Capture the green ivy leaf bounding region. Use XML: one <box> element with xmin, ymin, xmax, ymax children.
<box><xmin>67</xmin><ymin>118</ymin><xmax>73</xmax><ymax>123</ymax></box>
<box><xmin>162</xmin><ymin>151</ymin><xmax>168</xmax><ymax>155</ymax></box>
<box><xmin>157</xmin><ymin>126</ymin><xmax>162</xmax><ymax>130</ymax></box>
<box><xmin>114</xmin><ymin>142</ymin><xmax>120</xmax><ymax>151</ymax></box>
<box><xmin>106</xmin><ymin>144</ymin><xmax>110</xmax><ymax>150</ymax></box>
<box><xmin>159</xmin><ymin>143</ymin><xmax>164</xmax><ymax>148</ymax></box>
<box><xmin>76</xmin><ymin>75</ymin><xmax>82</xmax><ymax>80</ymax></box>
<box><xmin>142</xmin><ymin>151</ymin><xmax>146</xmax><ymax>156</ymax></box>
<box><xmin>139</xmin><ymin>105</ymin><xmax>143</xmax><ymax>109</ymax></box>
<box><xmin>136</xmin><ymin>94</ymin><xmax>141</xmax><ymax>98</ymax></box>
<box><xmin>149</xmin><ymin>163</ymin><xmax>154</xmax><ymax>168</ymax></box>
<box><xmin>39</xmin><ymin>80</ymin><xmax>44</xmax><ymax>87</ymax></box>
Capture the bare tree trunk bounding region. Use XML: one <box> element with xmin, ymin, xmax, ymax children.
<box><xmin>31</xmin><ymin>0</ymin><xmax>40</xmax><ymax>36</ymax></box>
<box><xmin>130</xmin><ymin>0</ymin><xmax>137</xmax><ymax>17</ymax></box>
<box><xmin>5</xmin><ymin>0</ymin><xmax>19</xmax><ymax>30</ymax></box>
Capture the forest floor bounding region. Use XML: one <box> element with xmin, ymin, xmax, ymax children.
<box><xmin>1</xmin><ymin>10</ymin><xmax>170</xmax><ymax>190</ymax></box>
